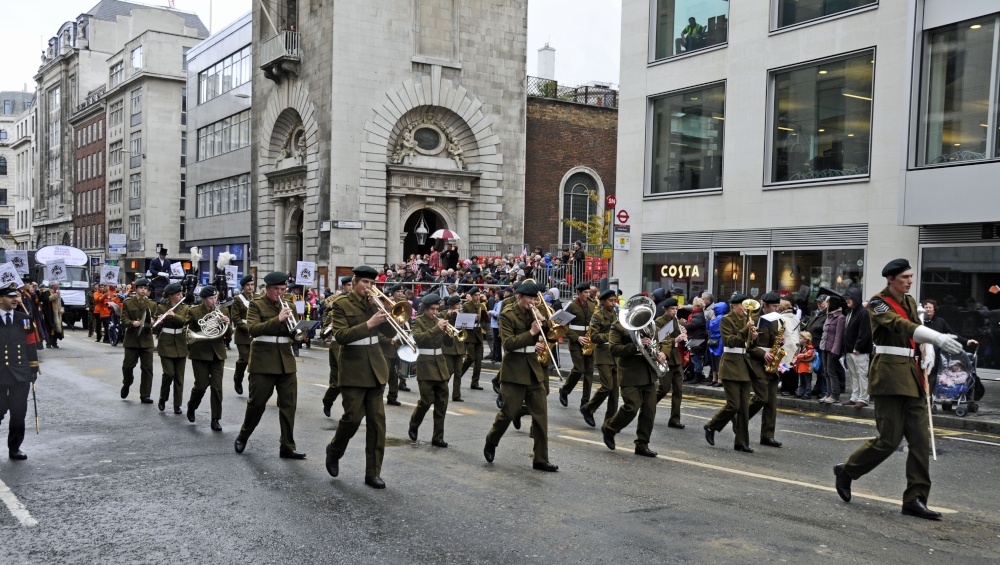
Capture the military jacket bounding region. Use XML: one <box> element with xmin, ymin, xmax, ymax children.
<box><xmin>441</xmin><ymin>309</ymin><xmax>466</xmax><ymax>356</ymax></box>
<box><xmin>230</xmin><ymin>291</ymin><xmax>253</xmax><ymax>346</ymax></box>
<box><xmin>154</xmin><ymin>302</ymin><xmax>190</xmax><ymax>358</ymax></box>
<box><xmin>589</xmin><ymin>306</ymin><xmax>617</xmax><ymax>366</ymax></box>
<box><xmin>120</xmin><ymin>295</ymin><xmax>156</xmax><ymax>349</ymax></box>
<box><xmin>748</xmin><ymin>313</ymin><xmax>779</xmax><ymax>379</ymax></box>
<box><xmin>867</xmin><ymin>287</ymin><xmax>923</xmax><ymax>397</ymax></box>
<box><xmin>378</xmin><ymin>318</ymin><xmax>402</xmax><ymax>361</ymax></box>
<box><xmin>248</xmin><ymin>295</ymin><xmax>297</xmax><ymax>374</ymax></box>
<box><xmin>330</xmin><ymin>291</ymin><xmax>391</xmax><ymax>387</ymax></box>
<box><xmin>323</xmin><ymin>293</ymin><xmax>349</xmax><ymax>368</ymax></box>
<box><xmin>461</xmin><ymin>299</ymin><xmax>486</xmax><ymax>343</ymax></box>
<box><xmin>187</xmin><ymin>304</ymin><xmax>231</xmax><ymax>361</ymax></box>
<box><xmin>412</xmin><ymin>314</ymin><xmax>450</xmax><ymax>381</ymax></box>
<box><xmin>654</xmin><ymin>313</ymin><xmax>683</xmax><ymax>367</ymax></box>
<box><xmin>609</xmin><ymin>322</ymin><xmax>657</xmax><ymax>387</ymax></box>
<box><xmin>719</xmin><ymin>311</ymin><xmax>753</xmax><ymax>382</ymax></box>
<box><xmin>0</xmin><ymin>309</ymin><xmax>39</xmax><ymax>384</ymax></box>
<box><xmin>498</xmin><ymin>302</ymin><xmax>546</xmax><ymax>385</ymax></box>
<box><xmin>565</xmin><ymin>298</ymin><xmax>595</xmax><ymax>353</ymax></box>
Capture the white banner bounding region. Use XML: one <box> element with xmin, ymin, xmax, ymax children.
<box><xmin>0</xmin><ymin>263</ymin><xmax>24</xmax><ymax>289</ymax></box>
<box><xmin>101</xmin><ymin>265</ymin><xmax>120</xmax><ymax>284</ymax></box>
<box><xmin>47</xmin><ymin>259</ymin><xmax>68</xmax><ymax>281</ymax></box>
<box><xmin>108</xmin><ymin>233</ymin><xmax>126</xmax><ymax>255</ymax></box>
<box><xmin>224</xmin><ymin>265</ymin><xmax>239</xmax><ymax>289</ymax></box>
<box><xmin>295</xmin><ymin>261</ymin><xmax>316</xmax><ymax>287</ymax></box>
<box><xmin>169</xmin><ymin>262</ymin><xmax>185</xmax><ymax>278</ymax></box>
<box><xmin>6</xmin><ymin>250</ymin><xmax>28</xmax><ymax>274</ymax></box>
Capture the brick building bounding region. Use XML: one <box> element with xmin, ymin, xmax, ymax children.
<box><xmin>69</xmin><ymin>86</ymin><xmax>107</xmax><ymax>271</ymax></box>
<box><xmin>524</xmin><ymin>81</ymin><xmax>618</xmax><ymax>253</ymax></box>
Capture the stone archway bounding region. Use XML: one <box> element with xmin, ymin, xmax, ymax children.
<box><xmin>402</xmin><ymin>208</ymin><xmax>447</xmax><ymax>261</ymax></box>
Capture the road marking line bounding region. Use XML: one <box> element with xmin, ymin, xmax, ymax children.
<box><xmin>781</xmin><ymin>430</ymin><xmax>876</xmax><ymax>442</ymax></box>
<box><xmin>556</xmin><ymin>435</ymin><xmax>958</xmax><ymax>515</ymax></box>
<box><xmin>397</xmin><ymin>400</ymin><xmax>462</xmax><ymax>416</ymax></box>
<box><xmin>943</xmin><ymin>436</ymin><xmax>1000</xmax><ymax>447</ymax></box>
<box><xmin>311</xmin><ymin>384</ymin><xmax>328</xmax><ymax>388</ymax></box>
<box><xmin>0</xmin><ymin>478</ymin><xmax>38</xmax><ymax>527</ymax></box>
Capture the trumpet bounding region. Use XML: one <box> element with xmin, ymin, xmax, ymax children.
<box><xmin>282</xmin><ymin>302</ymin><xmax>305</xmax><ymax>342</ymax></box>
<box><xmin>366</xmin><ymin>288</ymin><xmax>417</xmax><ymax>354</ymax></box>
<box><xmin>444</xmin><ymin>311</ymin><xmax>467</xmax><ymax>342</ymax></box>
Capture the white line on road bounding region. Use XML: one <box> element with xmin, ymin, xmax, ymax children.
<box><xmin>0</xmin><ymin>478</ymin><xmax>38</xmax><ymax>527</ymax></box>
<box><xmin>943</xmin><ymin>436</ymin><xmax>1000</xmax><ymax>447</ymax></box>
<box><xmin>557</xmin><ymin>435</ymin><xmax>959</xmax><ymax>514</ymax></box>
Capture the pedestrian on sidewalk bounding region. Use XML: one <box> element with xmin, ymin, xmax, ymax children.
<box><xmin>843</xmin><ymin>289</ymin><xmax>872</xmax><ymax>408</ymax></box>
<box><xmin>794</xmin><ymin>331</ymin><xmax>816</xmax><ymax>399</ymax></box>
<box><xmin>819</xmin><ymin>294</ymin><xmax>845</xmax><ymax>404</ymax></box>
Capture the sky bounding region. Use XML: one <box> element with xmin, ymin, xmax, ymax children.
<box><xmin>2</xmin><ymin>0</ymin><xmax>621</xmax><ymax>93</ymax></box>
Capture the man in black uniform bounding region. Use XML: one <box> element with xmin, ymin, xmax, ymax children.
<box><xmin>0</xmin><ymin>284</ymin><xmax>39</xmax><ymax>460</ymax></box>
<box><xmin>146</xmin><ymin>248</ymin><xmax>173</xmax><ymax>299</ymax></box>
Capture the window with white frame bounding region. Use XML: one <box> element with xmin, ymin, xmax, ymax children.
<box><xmin>196</xmin><ymin>110</ymin><xmax>251</xmax><ymax>160</ymax></box>
<box><xmin>561</xmin><ymin>171</ymin><xmax>600</xmax><ymax>245</ymax></box>
<box><xmin>648</xmin><ymin>82</ymin><xmax>726</xmax><ymax>195</ymax></box>
<box><xmin>129</xmin><ymin>173</ymin><xmax>141</xmax><ymax>210</ymax></box>
<box><xmin>198</xmin><ymin>45</ymin><xmax>252</xmax><ymax>104</ymax></box>
<box><xmin>774</xmin><ymin>0</ymin><xmax>877</xmax><ymax>30</ymax></box>
<box><xmin>768</xmin><ymin>49</ymin><xmax>874</xmax><ymax>184</ymax></box>
<box><xmin>110</xmin><ymin>140</ymin><xmax>123</xmax><ymax>166</ymax></box>
<box><xmin>47</xmin><ymin>87</ymin><xmax>60</xmax><ymax>150</ymax></box>
<box><xmin>128</xmin><ymin>215</ymin><xmax>140</xmax><ymax>240</ymax></box>
<box><xmin>196</xmin><ymin>173</ymin><xmax>251</xmax><ymax>217</ymax></box>
<box><xmin>131</xmin><ymin>46</ymin><xmax>143</xmax><ymax>74</ymax></box>
<box><xmin>109</xmin><ymin>99</ymin><xmax>123</xmax><ymax>126</ymax></box>
<box><xmin>109</xmin><ymin>179</ymin><xmax>122</xmax><ymax>204</ymax></box>
<box><xmin>109</xmin><ymin>61</ymin><xmax>124</xmax><ymax>88</ymax></box>
<box><xmin>130</xmin><ymin>131</ymin><xmax>141</xmax><ymax>157</ymax></box>
<box><xmin>130</xmin><ymin>88</ymin><xmax>142</xmax><ymax>123</ymax></box>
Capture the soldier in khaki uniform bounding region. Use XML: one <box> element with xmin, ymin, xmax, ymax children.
<box><xmin>747</xmin><ymin>292</ymin><xmax>784</xmax><ymax>448</ymax></box>
<box><xmin>186</xmin><ymin>285</ymin><xmax>233</xmax><ymax>431</ymax></box>
<box><xmin>834</xmin><ymin>258</ymin><xmax>962</xmax><ymax>520</ymax></box>
<box><xmin>559</xmin><ymin>282</ymin><xmax>595</xmax><ymax>409</ymax></box>
<box><xmin>383</xmin><ymin>284</ymin><xmax>410</xmax><ymax>406</ymax></box>
<box><xmin>407</xmin><ymin>294</ymin><xmax>452</xmax><ymax>447</ymax></box>
<box><xmin>442</xmin><ymin>295</ymin><xmax>467</xmax><ymax>401</ymax></box>
<box><xmin>120</xmin><ymin>278</ymin><xmax>156</xmax><ymax>403</ymax></box>
<box><xmin>153</xmin><ymin>283</ymin><xmax>189</xmax><ymax>414</ymax></box>
<box><xmin>653</xmin><ymin>297</ymin><xmax>686</xmax><ymax>429</ymax></box>
<box><xmin>704</xmin><ymin>294</ymin><xmax>756</xmax><ymax>452</ymax></box>
<box><xmin>458</xmin><ymin>287</ymin><xmax>487</xmax><ymax>392</ymax></box>
<box><xmin>483</xmin><ymin>281</ymin><xmax>558</xmax><ymax>472</ymax></box>
<box><xmin>325</xmin><ymin>266</ymin><xmax>393</xmax><ymax>489</ymax></box>
<box><xmin>234</xmin><ymin>272</ymin><xmax>305</xmax><ymax>459</ymax></box>
<box><xmin>230</xmin><ymin>275</ymin><xmax>255</xmax><ymax>396</ymax></box>
<box><xmin>580</xmin><ymin>290</ymin><xmax>620</xmax><ymax>428</ymax></box>
<box><xmin>600</xmin><ymin>295</ymin><xmax>664</xmax><ymax>458</ymax></box>
<box><xmin>322</xmin><ymin>276</ymin><xmax>353</xmax><ymax>417</ymax></box>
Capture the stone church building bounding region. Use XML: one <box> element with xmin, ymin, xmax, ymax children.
<box><xmin>252</xmin><ymin>0</ymin><xmax>527</xmax><ymax>284</ymax></box>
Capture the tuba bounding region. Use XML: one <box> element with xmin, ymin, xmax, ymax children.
<box><xmin>618</xmin><ymin>295</ymin><xmax>667</xmax><ymax>378</ymax></box>
<box><xmin>186</xmin><ymin>304</ymin><xmax>230</xmax><ymax>344</ymax></box>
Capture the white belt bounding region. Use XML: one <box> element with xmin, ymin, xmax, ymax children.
<box><xmin>346</xmin><ymin>336</ymin><xmax>378</xmax><ymax>346</ymax></box>
<box><xmin>159</xmin><ymin>328</ymin><xmax>183</xmax><ymax>335</ymax></box>
<box><xmin>418</xmin><ymin>348</ymin><xmax>443</xmax><ymax>356</ymax></box>
<box><xmin>509</xmin><ymin>346</ymin><xmax>535</xmax><ymax>354</ymax></box>
<box><xmin>241</xmin><ymin>319</ymin><xmax>247</xmax><ymax>324</ymax></box>
<box><xmin>874</xmin><ymin>345</ymin><xmax>914</xmax><ymax>357</ymax></box>
<box><xmin>254</xmin><ymin>336</ymin><xmax>290</xmax><ymax>344</ymax></box>
<box><xmin>569</xmin><ymin>325</ymin><xmax>588</xmax><ymax>331</ymax></box>
<box><xmin>723</xmin><ymin>347</ymin><xmax>746</xmax><ymax>354</ymax></box>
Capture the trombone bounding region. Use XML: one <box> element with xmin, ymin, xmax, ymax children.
<box><xmin>366</xmin><ymin>287</ymin><xmax>417</xmax><ymax>353</ymax></box>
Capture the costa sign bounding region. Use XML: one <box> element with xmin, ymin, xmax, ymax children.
<box><xmin>660</xmin><ymin>264</ymin><xmax>701</xmax><ymax>278</ymax></box>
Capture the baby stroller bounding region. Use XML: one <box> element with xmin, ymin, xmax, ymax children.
<box><xmin>930</xmin><ymin>345</ymin><xmax>984</xmax><ymax>417</ymax></box>
<box><xmin>107</xmin><ymin>302</ymin><xmax>122</xmax><ymax>347</ymax></box>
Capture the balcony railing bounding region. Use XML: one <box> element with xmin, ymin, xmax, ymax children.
<box><xmin>527</xmin><ymin>76</ymin><xmax>618</xmax><ymax>109</ymax></box>
<box><xmin>261</xmin><ymin>31</ymin><xmax>301</xmax><ymax>80</ymax></box>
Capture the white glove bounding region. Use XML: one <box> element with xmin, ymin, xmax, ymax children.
<box><xmin>913</xmin><ymin>325</ymin><xmax>963</xmax><ymax>355</ymax></box>
<box><xmin>920</xmin><ymin>343</ymin><xmax>935</xmax><ymax>373</ymax></box>
<box><xmin>158</xmin><ymin>272</ymin><xmax>169</xmax><ymax>277</ymax></box>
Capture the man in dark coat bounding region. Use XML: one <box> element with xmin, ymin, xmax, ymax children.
<box><xmin>146</xmin><ymin>248</ymin><xmax>173</xmax><ymax>300</ymax></box>
<box><xmin>0</xmin><ymin>284</ymin><xmax>39</xmax><ymax>460</ymax></box>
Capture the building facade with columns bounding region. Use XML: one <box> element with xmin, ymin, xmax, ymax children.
<box><xmin>251</xmin><ymin>0</ymin><xmax>527</xmax><ymax>286</ymax></box>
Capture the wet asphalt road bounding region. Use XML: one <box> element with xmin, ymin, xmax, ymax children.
<box><xmin>2</xmin><ymin>331</ymin><xmax>1000</xmax><ymax>564</ymax></box>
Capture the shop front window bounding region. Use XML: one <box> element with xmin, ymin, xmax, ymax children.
<box><xmin>920</xmin><ymin>245</ymin><xmax>1000</xmax><ymax>371</ymax></box>
<box><xmin>772</xmin><ymin>248</ymin><xmax>864</xmax><ymax>311</ymax></box>
<box><xmin>642</xmin><ymin>252</ymin><xmax>710</xmax><ymax>301</ymax></box>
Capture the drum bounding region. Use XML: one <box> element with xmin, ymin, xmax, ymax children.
<box><xmin>397</xmin><ymin>343</ymin><xmax>418</xmax><ymax>363</ymax></box>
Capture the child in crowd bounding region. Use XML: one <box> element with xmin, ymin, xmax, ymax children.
<box><xmin>794</xmin><ymin>331</ymin><xmax>816</xmax><ymax>400</ymax></box>
<box><xmin>935</xmin><ymin>359</ymin><xmax>969</xmax><ymax>399</ymax></box>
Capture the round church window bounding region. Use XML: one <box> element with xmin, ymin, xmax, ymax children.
<box><xmin>413</xmin><ymin>125</ymin><xmax>445</xmax><ymax>155</ymax></box>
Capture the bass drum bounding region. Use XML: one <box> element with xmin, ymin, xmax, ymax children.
<box><xmin>397</xmin><ymin>343</ymin><xmax>418</xmax><ymax>363</ymax></box>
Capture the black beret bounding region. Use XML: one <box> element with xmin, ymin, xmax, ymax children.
<box><xmin>134</xmin><ymin>278</ymin><xmax>150</xmax><ymax>287</ymax></box>
<box><xmin>263</xmin><ymin>271</ymin><xmax>287</xmax><ymax>285</ymax></box>
<box><xmin>575</xmin><ymin>282</ymin><xmax>590</xmax><ymax>292</ymax></box>
<box><xmin>239</xmin><ymin>275</ymin><xmax>254</xmax><ymax>287</ymax></box>
<box><xmin>761</xmin><ymin>292</ymin><xmax>781</xmax><ymax>304</ymax></box>
<box><xmin>421</xmin><ymin>293</ymin><xmax>441</xmax><ymax>306</ymax></box>
<box><xmin>2</xmin><ymin>283</ymin><xmax>19</xmax><ymax>297</ymax></box>
<box><xmin>387</xmin><ymin>284</ymin><xmax>404</xmax><ymax>294</ymax></box>
<box><xmin>512</xmin><ymin>281</ymin><xmax>522</xmax><ymax>290</ymax></box>
<box><xmin>447</xmin><ymin>295</ymin><xmax>462</xmax><ymax>305</ymax></box>
<box><xmin>200</xmin><ymin>285</ymin><xmax>218</xmax><ymax>298</ymax></box>
<box><xmin>468</xmin><ymin>286</ymin><xmax>481</xmax><ymax>295</ymax></box>
<box><xmin>503</xmin><ymin>286</ymin><xmax>514</xmax><ymax>294</ymax></box>
<box><xmin>881</xmin><ymin>258</ymin><xmax>911</xmax><ymax>278</ymax></box>
<box><xmin>662</xmin><ymin>298</ymin><xmax>679</xmax><ymax>308</ymax></box>
<box><xmin>340</xmin><ymin>276</ymin><xmax>353</xmax><ymax>285</ymax></box>
<box><xmin>517</xmin><ymin>281</ymin><xmax>541</xmax><ymax>296</ymax></box>
<box><xmin>599</xmin><ymin>289</ymin><xmax>616</xmax><ymax>301</ymax></box>
<box><xmin>163</xmin><ymin>283</ymin><xmax>183</xmax><ymax>295</ymax></box>
<box><xmin>729</xmin><ymin>293</ymin><xmax>748</xmax><ymax>304</ymax></box>
<box><xmin>353</xmin><ymin>266</ymin><xmax>378</xmax><ymax>280</ymax></box>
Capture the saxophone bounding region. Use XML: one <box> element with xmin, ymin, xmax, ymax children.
<box><xmin>763</xmin><ymin>318</ymin><xmax>786</xmax><ymax>373</ymax></box>
<box><xmin>581</xmin><ymin>326</ymin><xmax>596</xmax><ymax>356</ymax></box>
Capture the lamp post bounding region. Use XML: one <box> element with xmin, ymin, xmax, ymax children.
<box><xmin>415</xmin><ymin>213</ymin><xmax>429</xmax><ymax>246</ymax></box>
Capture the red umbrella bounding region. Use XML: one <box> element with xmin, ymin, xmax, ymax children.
<box><xmin>430</xmin><ymin>229</ymin><xmax>461</xmax><ymax>240</ymax></box>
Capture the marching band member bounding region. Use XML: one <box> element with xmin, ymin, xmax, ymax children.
<box><xmin>154</xmin><ymin>283</ymin><xmax>189</xmax><ymax>414</ymax></box>
<box><xmin>322</xmin><ymin>276</ymin><xmax>352</xmax><ymax>418</ymax></box>
<box><xmin>491</xmin><ymin>280</ymin><xmax>523</xmax><ymax>397</ymax></box>
<box><xmin>653</xmin><ymin>297</ymin><xmax>686</xmax><ymax>430</ymax></box>
<box><xmin>120</xmin><ymin>278</ymin><xmax>156</xmax><ymax>403</ymax></box>
<box><xmin>747</xmin><ymin>292</ymin><xmax>783</xmax><ymax>448</ymax></box>
<box><xmin>325</xmin><ymin>266</ymin><xmax>394</xmax><ymax>489</ymax></box>
<box><xmin>459</xmin><ymin>287</ymin><xmax>487</xmax><ymax>392</ymax></box>
<box><xmin>559</xmin><ymin>282</ymin><xmax>595</xmax><ymax>409</ymax></box>
<box><xmin>0</xmin><ymin>283</ymin><xmax>39</xmax><ymax>460</ymax></box>
<box><xmin>580</xmin><ymin>289</ymin><xmax>619</xmax><ymax>428</ymax></box>
<box><xmin>601</xmin><ymin>294</ymin><xmax>664</xmax><ymax>458</ymax></box>
<box><xmin>382</xmin><ymin>284</ymin><xmax>409</xmax><ymax>407</ymax></box>
<box><xmin>704</xmin><ymin>294</ymin><xmax>756</xmax><ymax>453</ymax></box>
<box><xmin>407</xmin><ymin>294</ymin><xmax>452</xmax><ymax>447</ymax></box>
<box><xmin>443</xmin><ymin>295</ymin><xmax>467</xmax><ymax>401</ymax></box>
<box><xmin>234</xmin><ymin>272</ymin><xmax>304</xmax><ymax>459</ymax></box>
<box><xmin>484</xmin><ymin>281</ymin><xmax>558</xmax><ymax>472</ymax></box>
<box><xmin>186</xmin><ymin>285</ymin><xmax>233</xmax><ymax>431</ymax></box>
<box><xmin>229</xmin><ymin>274</ymin><xmax>255</xmax><ymax>396</ymax></box>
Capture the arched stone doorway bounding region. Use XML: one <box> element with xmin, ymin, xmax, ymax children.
<box><xmin>402</xmin><ymin>209</ymin><xmax>446</xmax><ymax>261</ymax></box>
<box><xmin>289</xmin><ymin>208</ymin><xmax>304</xmax><ymax>267</ymax></box>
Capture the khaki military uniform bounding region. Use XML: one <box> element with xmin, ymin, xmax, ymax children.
<box><xmin>842</xmin><ymin>288</ymin><xmax>931</xmax><ymax>503</ymax></box>
<box><xmin>654</xmin><ymin>313</ymin><xmax>684</xmax><ymax>426</ymax></box>
<box><xmin>706</xmin><ymin>311</ymin><xmax>754</xmax><ymax>446</ymax></box>
<box><xmin>747</xmin><ymin>314</ymin><xmax>780</xmax><ymax>442</ymax></box>
<box><xmin>187</xmin><ymin>304</ymin><xmax>232</xmax><ymax>421</ymax></box>
<box><xmin>560</xmin><ymin>297</ymin><xmax>595</xmax><ymax>406</ymax></box>
<box><xmin>603</xmin><ymin>322</ymin><xmax>658</xmax><ymax>448</ymax></box>
<box><xmin>322</xmin><ymin>293</ymin><xmax>349</xmax><ymax>411</ymax></box>
<box><xmin>442</xmin><ymin>309</ymin><xmax>467</xmax><ymax>400</ymax></box>
<box><xmin>381</xmin><ymin>317</ymin><xmax>406</xmax><ymax>404</ymax></box>
<box><xmin>120</xmin><ymin>295</ymin><xmax>156</xmax><ymax>399</ymax></box>
<box><xmin>154</xmin><ymin>302</ymin><xmax>189</xmax><ymax>410</ymax></box>
<box><xmin>409</xmin><ymin>313</ymin><xmax>451</xmax><ymax>442</ymax></box>
<box><xmin>583</xmin><ymin>306</ymin><xmax>620</xmax><ymax>424</ymax></box>
<box><xmin>230</xmin><ymin>291</ymin><xmax>253</xmax><ymax>388</ymax></box>
<box><xmin>459</xmin><ymin>298</ymin><xmax>488</xmax><ymax>389</ymax></box>
<box><xmin>238</xmin><ymin>295</ymin><xmax>299</xmax><ymax>452</ymax></box>
<box><xmin>328</xmin><ymin>291</ymin><xmax>392</xmax><ymax>477</ymax></box>
<box><xmin>486</xmin><ymin>301</ymin><xmax>551</xmax><ymax>465</ymax></box>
